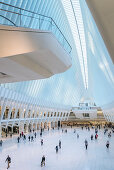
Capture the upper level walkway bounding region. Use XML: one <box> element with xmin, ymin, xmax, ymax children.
<box><xmin>0</xmin><ymin>2</ymin><xmax>72</xmax><ymax>83</ymax></box>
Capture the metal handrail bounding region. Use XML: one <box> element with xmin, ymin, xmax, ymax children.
<box><xmin>0</xmin><ymin>15</ymin><xmax>16</xmax><ymax>26</ymax></box>
<box><xmin>0</xmin><ymin>2</ymin><xmax>72</xmax><ymax>54</ymax></box>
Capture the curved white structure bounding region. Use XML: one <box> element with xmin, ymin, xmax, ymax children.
<box><xmin>0</xmin><ymin>25</ymin><xmax>72</xmax><ymax>83</ymax></box>
<box><xmin>86</xmin><ymin>0</ymin><xmax>114</xmax><ymax>64</ymax></box>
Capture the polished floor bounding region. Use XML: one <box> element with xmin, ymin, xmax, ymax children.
<box><xmin>0</xmin><ymin>127</ymin><xmax>114</xmax><ymax>170</ymax></box>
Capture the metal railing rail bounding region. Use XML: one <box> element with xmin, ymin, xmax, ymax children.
<box><xmin>0</xmin><ymin>2</ymin><xmax>72</xmax><ymax>55</ymax></box>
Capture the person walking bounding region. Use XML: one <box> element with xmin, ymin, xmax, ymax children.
<box><xmin>95</xmin><ymin>128</ymin><xmax>98</xmax><ymax>134</ymax></box>
<box><xmin>20</xmin><ymin>133</ymin><xmax>21</xmax><ymax>138</ymax></box>
<box><xmin>31</xmin><ymin>136</ymin><xmax>34</xmax><ymax>142</ymax></box>
<box><xmin>85</xmin><ymin>139</ymin><xmax>88</xmax><ymax>150</ymax></box>
<box><xmin>34</xmin><ymin>132</ymin><xmax>36</xmax><ymax>138</ymax></box>
<box><xmin>41</xmin><ymin>139</ymin><xmax>43</xmax><ymax>146</ymax></box>
<box><xmin>55</xmin><ymin>145</ymin><xmax>58</xmax><ymax>153</ymax></box>
<box><xmin>106</xmin><ymin>140</ymin><xmax>110</xmax><ymax>148</ymax></box>
<box><xmin>0</xmin><ymin>140</ymin><xmax>3</xmax><ymax>146</ymax></box>
<box><xmin>17</xmin><ymin>137</ymin><xmax>20</xmax><ymax>143</ymax></box>
<box><xmin>77</xmin><ymin>134</ymin><xmax>79</xmax><ymax>138</ymax></box>
<box><xmin>59</xmin><ymin>140</ymin><xmax>61</xmax><ymax>149</ymax></box>
<box><xmin>40</xmin><ymin>132</ymin><xmax>42</xmax><ymax>137</ymax></box>
<box><xmin>28</xmin><ymin>136</ymin><xmax>30</xmax><ymax>142</ymax></box>
<box><xmin>22</xmin><ymin>132</ymin><xmax>23</xmax><ymax>137</ymax></box>
<box><xmin>5</xmin><ymin>155</ymin><xmax>11</xmax><ymax>169</ymax></box>
<box><xmin>41</xmin><ymin>155</ymin><xmax>45</xmax><ymax>167</ymax></box>
<box><xmin>95</xmin><ymin>134</ymin><xmax>98</xmax><ymax>139</ymax></box>
<box><xmin>91</xmin><ymin>135</ymin><xmax>93</xmax><ymax>140</ymax></box>
<box><xmin>24</xmin><ymin>135</ymin><xmax>26</xmax><ymax>140</ymax></box>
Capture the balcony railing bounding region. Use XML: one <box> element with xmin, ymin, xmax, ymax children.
<box><xmin>0</xmin><ymin>2</ymin><xmax>72</xmax><ymax>56</ymax></box>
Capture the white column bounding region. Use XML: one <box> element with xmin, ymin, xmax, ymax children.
<box><xmin>11</xmin><ymin>126</ymin><xmax>13</xmax><ymax>134</ymax></box>
<box><xmin>37</xmin><ymin>123</ymin><xmax>39</xmax><ymax>130</ymax></box>
<box><xmin>26</xmin><ymin>124</ymin><xmax>29</xmax><ymax>133</ymax></box>
<box><xmin>42</xmin><ymin>122</ymin><xmax>44</xmax><ymax>129</ymax></box>
<box><xmin>19</xmin><ymin>122</ymin><xmax>24</xmax><ymax>134</ymax></box>
<box><xmin>48</xmin><ymin>122</ymin><xmax>51</xmax><ymax>128</ymax></box>
<box><xmin>34</xmin><ymin>123</ymin><xmax>37</xmax><ymax>131</ymax></box>
<box><xmin>31</xmin><ymin>123</ymin><xmax>33</xmax><ymax>131</ymax></box>
<box><xmin>51</xmin><ymin>122</ymin><xmax>53</xmax><ymax>128</ymax></box>
<box><xmin>55</xmin><ymin>122</ymin><xmax>57</xmax><ymax>128</ymax></box>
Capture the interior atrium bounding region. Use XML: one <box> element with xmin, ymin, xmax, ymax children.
<box><xmin>0</xmin><ymin>0</ymin><xmax>114</xmax><ymax>169</ymax></box>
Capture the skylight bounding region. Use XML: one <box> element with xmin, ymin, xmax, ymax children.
<box><xmin>61</xmin><ymin>0</ymin><xmax>88</xmax><ymax>89</ymax></box>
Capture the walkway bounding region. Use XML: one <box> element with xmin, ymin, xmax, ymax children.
<box><xmin>0</xmin><ymin>127</ymin><xmax>114</xmax><ymax>170</ymax></box>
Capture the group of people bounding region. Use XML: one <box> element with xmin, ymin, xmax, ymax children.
<box><xmin>5</xmin><ymin>129</ymin><xmax>44</xmax><ymax>169</ymax></box>
<box><xmin>17</xmin><ymin>132</ymin><xmax>26</xmax><ymax>143</ymax></box>
<box><xmin>17</xmin><ymin>131</ymin><xmax>37</xmax><ymax>143</ymax></box>
<box><xmin>83</xmin><ymin>126</ymin><xmax>111</xmax><ymax>150</ymax></box>
<box><xmin>55</xmin><ymin>140</ymin><xmax>61</xmax><ymax>153</ymax></box>
<box><xmin>3</xmin><ymin>125</ymin><xmax>113</xmax><ymax>169</ymax></box>
<box><xmin>28</xmin><ymin>132</ymin><xmax>37</xmax><ymax>142</ymax></box>
<box><xmin>62</xmin><ymin>129</ymin><xmax>67</xmax><ymax>133</ymax></box>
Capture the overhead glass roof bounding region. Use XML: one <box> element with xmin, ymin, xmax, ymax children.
<box><xmin>0</xmin><ymin>0</ymin><xmax>113</xmax><ymax>111</ymax></box>
<box><xmin>61</xmin><ymin>0</ymin><xmax>88</xmax><ymax>89</ymax></box>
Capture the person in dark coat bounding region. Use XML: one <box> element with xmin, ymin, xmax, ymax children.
<box><xmin>17</xmin><ymin>137</ymin><xmax>20</xmax><ymax>143</ymax></box>
<box><xmin>28</xmin><ymin>136</ymin><xmax>30</xmax><ymax>141</ymax></box>
<box><xmin>85</xmin><ymin>140</ymin><xmax>88</xmax><ymax>150</ymax></box>
<box><xmin>59</xmin><ymin>140</ymin><xmax>61</xmax><ymax>149</ymax></box>
<box><xmin>106</xmin><ymin>141</ymin><xmax>109</xmax><ymax>148</ymax></box>
<box><xmin>41</xmin><ymin>155</ymin><xmax>45</xmax><ymax>167</ymax></box>
<box><xmin>31</xmin><ymin>136</ymin><xmax>34</xmax><ymax>142</ymax></box>
<box><xmin>55</xmin><ymin>145</ymin><xmax>58</xmax><ymax>153</ymax></box>
<box><xmin>5</xmin><ymin>155</ymin><xmax>11</xmax><ymax>169</ymax></box>
<box><xmin>0</xmin><ymin>140</ymin><xmax>3</xmax><ymax>146</ymax></box>
<box><xmin>91</xmin><ymin>135</ymin><xmax>93</xmax><ymax>140</ymax></box>
<box><xmin>40</xmin><ymin>132</ymin><xmax>42</xmax><ymax>137</ymax></box>
<box><xmin>41</xmin><ymin>139</ymin><xmax>43</xmax><ymax>145</ymax></box>
<box><xmin>34</xmin><ymin>132</ymin><xmax>36</xmax><ymax>138</ymax></box>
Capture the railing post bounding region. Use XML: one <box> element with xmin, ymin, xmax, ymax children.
<box><xmin>20</xmin><ymin>9</ymin><xmax>21</xmax><ymax>27</ymax></box>
<box><xmin>39</xmin><ymin>17</ymin><xmax>40</xmax><ymax>29</ymax></box>
<box><xmin>63</xmin><ymin>37</ymin><xmax>64</xmax><ymax>49</ymax></box>
<box><xmin>50</xmin><ymin>19</ymin><xmax>52</xmax><ymax>32</ymax></box>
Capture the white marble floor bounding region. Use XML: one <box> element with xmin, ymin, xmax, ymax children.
<box><xmin>0</xmin><ymin>127</ymin><xmax>114</xmax><ymax>170</ymax></box>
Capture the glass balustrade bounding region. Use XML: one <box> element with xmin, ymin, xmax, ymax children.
<box><xmin>0</xmin><ymin>2</ymin><xmax>72</xmax><ymax>56</ymax></box>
